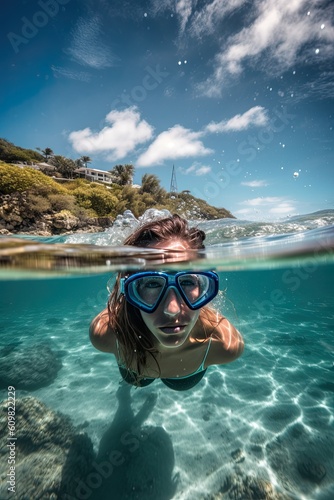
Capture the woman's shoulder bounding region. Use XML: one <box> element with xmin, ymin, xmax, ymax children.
<box><xmin>199</xmin><ymin>308</ymin><xmax>244</xmax><ymax>365</ymax></box>
<box><xmin>89</xmin><ymin>308</ymin><xmax>117</xmax><ymax>353</ymax></box>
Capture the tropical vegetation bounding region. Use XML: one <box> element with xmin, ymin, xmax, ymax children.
<box><xmin>0</xmin><ymin>139</ymin><xmax>234</xmax><ymax>222</ymax></box>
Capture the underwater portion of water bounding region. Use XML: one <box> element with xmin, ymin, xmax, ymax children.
<box><xmin>0</xmin><ymin>210</ymin><xmax>334</xmax><ymax>499</ymax></box>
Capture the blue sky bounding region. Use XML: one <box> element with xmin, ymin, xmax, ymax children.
<box><xmin>1</xmin><ymin>0</ymin><xmax>333</xmax><ymax>220</ymax></box>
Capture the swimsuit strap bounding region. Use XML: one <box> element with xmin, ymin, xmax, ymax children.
<box><xmin>115</xmin><ymin>337</ymin><xmax>124</xmax><ymax>366</ymax></box>
<box><xmin>115</xmin><ymin>337</ymin><xmax>120</xmax><ymax>358</ymax></box>
<box><xmin>197</xmin><ymin>336</ymin><xmax>212</xmax><ymax>372</ymax></box>
<box><xmin>116</xmin><ymin>334</ymin><xmax>212</xmax><ymax>378</ymax></box>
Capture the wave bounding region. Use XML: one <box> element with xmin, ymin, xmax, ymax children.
<box><xmin>0</xmin><ymin>209</ymin><xmax>333</xmax><ymax>277</ymax></box>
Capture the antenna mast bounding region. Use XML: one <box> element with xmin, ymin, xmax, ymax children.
<box><xmin>170</xmin><ymin>164</ymin><xmax>178</xmax><ymax>194</ymax></box>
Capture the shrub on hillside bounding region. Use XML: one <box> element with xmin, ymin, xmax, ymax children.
<box><xmin>0</xmin><ymin>139</ymin><xmax>44</xmax><ymax>164</ymax></box>
<box><xmin>25</xmin><ymin>193</ymin><xmax>51</xmax><ymax>214</ymax></box>
<box><xmin>47</xmin><ymin>193</ymin><xmax>77</xmax><ymax>212</ymax></box>
<box><xmin>72</xmin><ymin>185</ymin><xmax>118</xmax><ymax>216</ymax></box>
<box><xmin>0</xmin><ymin>164</ymin><xmax>66</xmax><ymax>195</ymax></box>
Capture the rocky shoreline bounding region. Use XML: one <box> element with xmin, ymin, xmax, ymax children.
<box><xmin>0</xmin><ymin>192</ymin><xmax>113</xmax><ymax>236</ymax></box>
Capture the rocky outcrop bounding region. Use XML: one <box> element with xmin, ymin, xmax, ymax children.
<box><xmin>205</xmin><ymin>472</ymin><xmax>291</xmax><ymax>500</ymax></box>
<box><xmin>0</xmin><ymin>397</ymin><xmax>95</xmax><ymax>499</ymax></box>
<box><xmin>0</xmin><ymin>342</ymin><xmax>62</xmax><ymax>390</ymax></box>
<box><xmin>0</xmin><ymin>192</ymin><xmax>113</xmax><ymax>236</ymax></box>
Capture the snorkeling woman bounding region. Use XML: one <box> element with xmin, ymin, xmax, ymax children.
<box><xmin>90</xmin><ymin>214</ymin><xmax>244</xmax><ymax>391</ymax></box>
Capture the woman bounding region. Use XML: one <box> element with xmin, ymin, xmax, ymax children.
<box><xmin>90</xmin><ymin>214</ymin><xmax>244</xmax><ymax>391</ymax></box>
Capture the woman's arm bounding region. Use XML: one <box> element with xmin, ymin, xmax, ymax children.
<box><xmin>204</xmin><ymin>313</ymin><xmax>244</xmax><ymax>365</ymax></box>
<box><xmin>89</xmin><ymin>308</ymin><xmax>116</xmax><ymax>353</ymax></box>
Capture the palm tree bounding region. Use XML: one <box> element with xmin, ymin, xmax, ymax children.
<box><xmin>36</xmin><ymin>147</ymin><xmax>54</xmax><ymax>161</ymax></box>
<box><xmin>80</xmin><ymin>156</ymin><xmax>92</xmax><ymax>168</ymax></box>
<box><xmin>50</xmin><ymin>155</ymin><xmax>77</xmax><ymax>179</ymax></box>
<box><xmin>109</xmin><ymin>164</ymin><xmax>134</xmax><ymax>185</ymax></box>
<box><xmin>140</xmin><ymin>173</ymin><xmax>167</xmax><ymax>203</ymax></box>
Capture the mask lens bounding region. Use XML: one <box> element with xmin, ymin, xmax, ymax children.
<box><xmin>124</xmin><ymin>271</ymin><xmax>218</xmax><ymax>312</ymax></box>
<box><xmin>177</xmin><ymin>273</ymin><xmax>211</xmax><ymax>306</ymax></box>
<box><xmin>129</xmin><ymin>275</ymin><xmax>166</xmax><ymax>308</ymax></box>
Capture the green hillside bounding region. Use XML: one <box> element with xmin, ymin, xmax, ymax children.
<box><xmin>0</xmin><ymin>139</ymin><xmax>234</xmax><ymax>234</ymax></box>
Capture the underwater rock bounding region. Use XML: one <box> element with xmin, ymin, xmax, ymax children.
<box><xmin>0</xmin><ymin>342</ymin><xmax>62</xmax><ymax>390</ymax></box>
<box><xmin>0</xmin><ymin>341</ymin><xmax>22</xmax><ymax>357</ymax></box>
<box><xmin>206</xmin><ymin>473</ymin><xmax>291</xmax><ymax>500</ymax></box>
<box><xmin>0</xmin><ymin>396</ymin><xmax>95</xmax><ymax>499</ymax></box>
<box><xmin>297</xmin><ymin>458</ymin><xmax>326</xmax><ymax>483</ymax></box>
<box><xmin>231</xmin><ymin>448</ymin><xmax>245</xmax><ymax>463</ymax></box>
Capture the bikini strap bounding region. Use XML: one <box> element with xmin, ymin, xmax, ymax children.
<box><xmin>115</xmin><ymin>338</ymin><xmax>123</xmax><ymax>365</ymax></box>
<box><xmin>198</xmin><ymin>337</ymin><xmax>212</xmax><ymax>371</ymax></box>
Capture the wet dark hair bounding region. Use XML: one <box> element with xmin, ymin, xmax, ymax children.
<box><xmin>123</xmin><ymin>213</ymin><xmax>206</xmax><ymax>249</ymax></box>
<box><xmin>107</xmin><ymin>214</ymin><xmax>216</xmax><ymax>379</ymax></box>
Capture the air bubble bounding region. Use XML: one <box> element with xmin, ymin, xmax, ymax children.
<box><xmin>315</xmin><ymin>48</ymin><xmax>320</xmax><ymax>54</ymax></box>
<box><xmin>321</xmin><ymin>24</ymin><xmax>325</xmax><ymax>29</ymax></box>
<box><xmin>293</xmin><ymin>172</ymin><xmax>299</xmax><ymax>178</ymax></box>
<box><xmin>144</xmin><ymin>12</ymin><xmax>147</xmax><ymax>17</ymax></box>
<box><xmin>178</xmin><ymin>61</ymin><xmax>182</xmax><ymax>65</ymax></box>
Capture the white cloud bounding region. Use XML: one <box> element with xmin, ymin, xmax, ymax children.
<box><xmin>285</xmin><ymin>71</ymin><xmax>334</xmax><ymax>103</ymax></box>
<box><xmin>241</xmin><ymin>180</ymin><xmax>268</xmax><ymax>187</ymax></box>
<box><xmin>195</xmin><ymin>165</ymin><xmax>212</xmax><ymax>176</ymax></box>
<box><xmin>242</xmin><ymin>196</ymin><xmax>283</xmax><ymax>207</ymax></box>
<box><xmin>51</xmin><ymin>65</ymin><xmax>91</xmax><ymax>82</ymax></box>
<box><xmin>183</xmin><ymin>163</ymin><xmax>212</xmax><ymax>176</ymax></box>
<box><xmin>190</xmin><ymin>0</ymin><xmax>248</xmax><ymax>38</ymax></box>
<box><xmin>150</xmin><ymin>0</ymin><xmax>248</xmax><ymax>38</ymax></box>
<box><xmin>137</xmin><ymin>125</ymin><xmax>213</xmax><ymax>167</ymax></box>
<box><xmin>235</xmin><ymin>196</ymin><xmax>297</xmax><ymax>219</ymax></box>
<box><xmin>176</xmin><ymin>0</ymin><xmax>194</xmax><ymax>34</ymax></box>
<box><xmin>197</xmin><ymin>0</ymin><xmax>334</xmax><ymax>96</ymax></box>
<box><xmin>68</xmin><ymin>107</ymin><xmax>153</xmax><ymax>160</ymax></box>
<box><xmin>66</xmin><ymin>16</ymin><xmax>117</xmax><ymax>69</ymax></box>
<box><xmin>205</xmin><ymin>106</ymin><xmax>269</xmax><ymax>133</ymax></box>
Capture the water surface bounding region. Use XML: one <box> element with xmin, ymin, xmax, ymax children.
<box><xmin>0</xmin><ymin>210</ymin><xmax>334</xmax><ymax>499</ymax></box>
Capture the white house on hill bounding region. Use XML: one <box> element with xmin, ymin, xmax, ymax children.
<box><xmin>75</xmin><ymin>167</ymin><xmax>114</xmax><ymax>184</ymax></box>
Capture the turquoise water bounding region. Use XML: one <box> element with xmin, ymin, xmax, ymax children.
<box><xmin>0</xmin><ymin>210</ymin><xmax>334</xmax><ymax>499</ymax></box>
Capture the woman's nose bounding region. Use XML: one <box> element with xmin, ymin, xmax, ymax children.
<box><xmin>163</xmin><ymin>287</ymin><xmax>182</xmax><ymax>316</ymax></box>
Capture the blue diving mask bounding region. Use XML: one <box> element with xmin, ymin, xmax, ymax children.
<box><xmin>120</xmin><ymin>271</ymin><xmax>219</xmax><ymax>313</ymax></box>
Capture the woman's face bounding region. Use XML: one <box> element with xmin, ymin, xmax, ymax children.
<box><xmin>139</xmin><ymin>239</ymin><xmax>200</xmax><ymax>349</ymax></box>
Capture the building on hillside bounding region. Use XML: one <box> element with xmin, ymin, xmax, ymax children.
<box><xmin>74</xmin><ymin>167</ymin><xmax>114</xmax><ymax>184</ymax></box>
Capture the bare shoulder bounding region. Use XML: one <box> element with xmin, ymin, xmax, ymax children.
<box><xmin>201</xmin><ymin>311</ymin><xmax>244</xmax><ymax>365</ymax></box>
<box><xmin>89</xmin><ymin>308</ymin><xmax>116</xmax><ymax>353</ymax></box>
